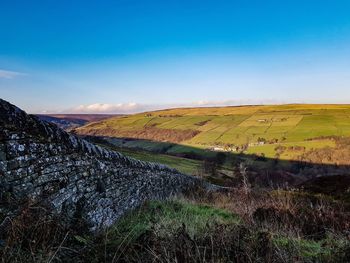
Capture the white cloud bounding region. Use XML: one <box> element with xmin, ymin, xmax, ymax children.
<box><xmin>0</xmin><ymin>69</ymin><xmax>26</xmax><ymax>79</ymax></box>
<box><xmin>69</xmin><ymin>103</ymin><xmax>150</xmax><ymax>114</ymax></box>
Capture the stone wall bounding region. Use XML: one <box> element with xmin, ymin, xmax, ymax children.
<box><xmin>0</xmin><ymin>99</ymin><xmax>211</xmax><ymax>230</ymax></box>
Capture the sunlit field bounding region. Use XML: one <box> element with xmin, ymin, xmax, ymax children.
<box><xmin>77</xmin><ymin>104</ymin><xmax>350</xmax><ymax>160</ymax></box>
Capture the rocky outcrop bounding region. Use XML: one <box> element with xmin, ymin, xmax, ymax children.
<box><xmin>0</xmin><ymin>99</ymin><xmax>211</xmax><ymax>230</ymax></box>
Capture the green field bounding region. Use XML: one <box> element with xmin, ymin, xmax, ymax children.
<box><xmin>114</xmin><ymin>147</ymin><xmax>202</xmax><ymax>175</ymax></box>
<box><xmin>77</xmin><ymin>104</ymin><xmax>350</xmax><ymax>160</ymax></box>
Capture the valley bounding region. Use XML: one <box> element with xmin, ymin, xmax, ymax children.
<box><xmin>74</xmin><ymin>105</ymin><xmax>350</xmax><ymax>187</ymax></box>
<box><xmin>36</xmin><ymin>114</ymin><xmax>122</xmax><ymax>130</ymax></box>
<box><xmin>76</xmin><ymin>104</ymin><xmax>350</xmax><ymax>161</ymax></box>
<box><xmin>3</xmin><ymin>1</ymin><xmax>350</xmax><ymax>260</ymax></box>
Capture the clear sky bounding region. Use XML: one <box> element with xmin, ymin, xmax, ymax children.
<box><xmin>1</xmin><ymin>0</ymin><xmax>350</xmax><ymax>113</ymax></box>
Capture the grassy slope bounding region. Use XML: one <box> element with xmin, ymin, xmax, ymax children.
<box><xmin>77</xmin><ymin>104</ymin><xmax>350</xmax><ymax>159</ymax></box>
<box><xmin>115</xmin><ymin>147</ymin><xmax>201</xmax><ymax>175</ymax></box>
<box><xmin>3</xmin><ymin>189</ymin><xmax>349</xmax><ymax>262</ymax></box>
<box><xmin>78</xmin><ymin>199</ymin><xmax>349</xmax><ymax>262</ymax></box>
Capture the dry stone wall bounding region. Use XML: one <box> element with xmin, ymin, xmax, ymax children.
<box><xmin>0</xmin><ymin>99</ymin><xmax>210</xmax><ymax>230</ymax></box>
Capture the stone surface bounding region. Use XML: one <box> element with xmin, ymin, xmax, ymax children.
<box><xmin>0</xmin><ymin>99</ymin><xmax>214</xmax><ymax>230</ymax></box>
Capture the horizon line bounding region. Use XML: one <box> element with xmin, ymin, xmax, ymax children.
<box><xmin>31</xmin><ymin>102</ymin><xmax>350</xmax><ymax>115</ymax></box>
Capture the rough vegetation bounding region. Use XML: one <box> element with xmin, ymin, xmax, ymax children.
<box><xmin>81</xmin><ymin>125</ymin><xmax>200</xmax><ymax>143</ymax></box>
<box><xmin>1</xmin><ymin>188</ymin><xmax>350</xmax><ymax>262</ymax></box>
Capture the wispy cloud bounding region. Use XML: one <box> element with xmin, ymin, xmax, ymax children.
<box><xmin>0</xmin><ymin>69</ymin><xmax>27</xmax><ymax>79</ymax></box>
<box><xmin>69</xmin><ymin>103</ymin><xmax>148</xmax><ymax>114</ymax></box>
<box><xmin>64</xmin><ymin>99</ymin><xmax>287</xmax><ymax>114</ymax></box>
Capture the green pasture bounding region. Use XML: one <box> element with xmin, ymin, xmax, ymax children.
<box><xmin>246</xmin><ymin>139</ymin><xmax>336</xmax><ymax>159</ymax></box>
<box><xmin>78</xmin><ymin>104</ymin><xmax>350</xmax><ymax>161</ymax></box>
<box><xmin>113</xmin><ymin>147</ymin><xmax>202</xmax><ymax>175</ymax></box>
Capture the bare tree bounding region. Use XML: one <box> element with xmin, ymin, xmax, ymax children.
<box><xmin>239</xmin><ymin>162</ymin><xmax>251</xmax><ymax>195</ymax></box>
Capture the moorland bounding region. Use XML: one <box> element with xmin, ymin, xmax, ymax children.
<box><xmin>2</xmin><ymin>101</ymin><xmax>350</xmax><ymax>262</ymax></box>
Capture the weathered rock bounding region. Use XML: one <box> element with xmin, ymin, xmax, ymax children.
<box><xmin>0</xmin><ymin>99</ymin><xmax>215</xmax><ymax>231</ymax></box>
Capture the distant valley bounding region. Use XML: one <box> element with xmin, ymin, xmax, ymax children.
<box><xmin>36</xmin><ymin>113</ymin><xmax>123</xmax><ymax>130</ymax></box>
<box><xmin>75</xmin><ymin>104</ymin><xmax>350</xmax><ymax>161</ymax></box>
<box><xmin>74</xmin><ymin>104</ymin><xmax>350</xmax><ymax>186</ymax></box>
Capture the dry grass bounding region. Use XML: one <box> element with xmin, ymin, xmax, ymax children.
<box><xmin>185</xmin><ymin>187</ymin><xmax>350</xmax><ymax>241</ymax></box>
<box><xmin>1</xmin><ymin>186</ymin><xmax>350</xmax><ymax>262</ymax></box>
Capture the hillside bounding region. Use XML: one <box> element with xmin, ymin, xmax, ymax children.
<box><xmin>36</xmin><ymin>114</ymin><xmax>89</xmax><ymax>130</ymax></box>
<box><xmin>36</xmin><ymin>114</ymin><xmax>121</xmax><ymax>130</ymax></box>
<box><xmin>76</xmin><ymin>104</ymin><xmax>350</xmax><ymax>162</ymax></box>
<box><xmin>46</xmin><ymin>114</ymin><xmax>123</xmax><ymax>122</ymax></box>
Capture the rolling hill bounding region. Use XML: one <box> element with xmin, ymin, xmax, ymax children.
<box><xmin>76</xmin><ymin>104</ymin><xmax>350</xmax><ymax>163</ymax></box>
<box><xmin>36</xmin><ymin>114</ymin><xmax>122</xmax><ymax>130</ymax></box>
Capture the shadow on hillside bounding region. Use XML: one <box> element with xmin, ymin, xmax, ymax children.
<box><xmin>77</xmin><ymin>135</ymin><xmax>350</xmax><ymax>189</ymax></box>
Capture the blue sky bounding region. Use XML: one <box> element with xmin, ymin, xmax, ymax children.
<box><xmin>1</xmin><ymin>0</ymin><xmax>350</xmax><ymax>113</ymax></box>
